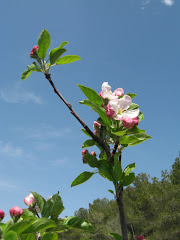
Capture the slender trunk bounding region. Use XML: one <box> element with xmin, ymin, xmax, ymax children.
<box><xmin>116</xmin><ymin>188</ymin><xmax>128</xmax><ymax>240</ymax></box>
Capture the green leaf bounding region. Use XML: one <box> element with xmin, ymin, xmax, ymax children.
<box><xmin>71</xmin><ymin>172</ymin><xmax>94</xmax><ymax>187</ymax></box>
<box><xmin>42</xmin><ymin>232</ymin><xmax>58</xmax><ymax>240</ymax></box>
<box><xmin>113</xmin><ymin>154</ymin><xmax>123</xmax><ymax>181</ymax></box>
<box><xmin>138</xmin><ymin>112</ymin><xmax>144</xmax><ymax>122</ymax></box>
<box><xmin>79</xmin><ymin>99</ymin><xmax>111</xmax><ymax>128</ymax></box>
<box><xmin>128</xmin><ymin>103</ymin><xmax>139</xmax><ymax>110</ymax></box>
<box><xmin>49</xmin><ymin>48</ymin><xmax>67</xmax><ymax>65</ymax></box>
<box><xmin>120</xmin><ymin>173</ymin><xmax>135</xmax><ymax>187</ymax></box>
<box><xmin>125</xmin><ymin>126</ymin><xmax>145</xmax><ymax>135</ymax></box>
<box><xmin>56</xmin><ymin>55</ymin><xmax>81</xmax><ymax>64</ymax></box>
<box><xmin>31</xmin><ymin>191</ymin><xmax>46</xmax><ymax>213</ymax></box>
<box><xmin>77</xmin><ymin>84</ymin><xmax>103</xmax><ymax>106</ymax></box>
<box><xmin>21</xmin><ymin>209</ymin><xmax>35</xmax><ymax>219</ymax></box>
<box><xmin>21</xmin><ymin>64</ymin><xmax>40</xmax><ymax>80</ymax></box>
<box><xmin>20</xmin><ymin>233</ymin><xmax>36</xmax><ymax>240</ymax></box>
<box><xmin>98</xmin><ymin>160</ymin><xmax>114</xmax><ymax>181</ymax></box>
<box><xmin>22</xmin><ymin>218</ymin><xmax>56</xmax><ymax>234</ymax></box>
<box><xmin>83</xmin><ymin>153</ymin><xmax>100</xmax><ymax>168</ymax></box>
<box><xmin>3</xmin><ymin>219</ymin><xmax>14</xmax><ymax>235</ymax></box>
<box><xmin>111</xmin><ymin>129</ymin><xmax>127</xmax><ymax>136</ymax></box>
<box><xmin>123</xmin><ymin>163</ymin><xmax>135</xmax><ymax>176</ymax></box>
<box><xmin>0</xmin><ymin>223</ymin><xmax>6</xmax><ymax>234</ymax></box>
<box><xmin>64</xmin><ymin>216</ymin><xmax>94</xmax><ymax>231</ymax></box>
<box><xmin>120</xmin><ymin>133</ymin><xmax>151</xmax><ymax>146</ymax></box>
<box><xmin>45</xmin><ymin>219</ymin><xmax>70</xmax><ymax>233</ymax></box>
<box><xmin>8</xmin><ymin>218</ymin><xmax>36</xmax><ymax>235</ymax></box>
<box><xmin>82</xmin><ymin>139</ymin><xmax>95</xmax><ymax>148</ymax></box>
<box><xmin>126</xmin><ymin>93</ymin><xmax>137</xmax><ymax>99</ymax></box>
<box><xmin>59</xmin><ymin>41</ymin><xmax>69</xmax><ymax>48</ymax></box>
<box><xmin>4</xmin><ymin>231</ymin><xmax>18</xmax><ymax>240</ymax></box>
<box><xmin>108</xmin><ymin>190</ymin><xmax>115</xmax><ymax>195</ymax></box>
<box><xmin>46</xmin><ymin>194</ymin><xmax>64</xmax><ymax>218</ymax></box>
<box><xmin>108</xmin><ymin>232</ymin><xmax>123</xmax><ymax>240</ymax></box>
<box><xmin>37</xmin><ymin>29</ymin><xmax>51</xmax><ymax>59</ymax></box>
<box><xmin>81</xmin><ymin>129</ymin><xmax>92</xmax><ymax>138</ymax></box>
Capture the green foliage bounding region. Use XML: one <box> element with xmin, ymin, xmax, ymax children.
<box><xmin>109</xmin><ymin>232</ymin><xmax>123</xmax><ymax>240</ymax></box>
<box><xmin>120</xmin><ymin>133</ymin><xmax>151</xmax><ymax>146</ymax></box>
<box><xmin>42</xmin><ymin>232</ymin><xmax>58</xmax><ymax>240</ymax></box>
<box><xmin>37</xmin><ymin>29</ymin><xmax>51</xmax><ymax>59</ymax></box>
<box><xmin>64</xmin><ymin>216</ymin><xmax>94</xmax><ymax>231</ymax></box>
<box><xmin>49</xmin><ymin>47</ymin><xmax>67</xmax><ymax>65</ymax></box>
<box><xmin>4</xmin><ymin>230</ymin><xmax>18</xmax><ymax>240</ymax></box>
<box><xmin>83</xmin><ymin>154</ymin><xmax>100</xmax><ymax>168</ymax></box>
<box><xmin>21</xmin><ymin>64</ymin><xmax>41</xmax><ymax>80</ymax></box>
<box><xmin>56</xmin><ymin>55</ymin><xmax>81</xmax><ymax>65</ymax></box>
<box><xmin>71</xmin><ymin>172</ymin><xmax>94</xmax><ymax>187</ymax></box>
<box><xmin>82</xmin><ymin>139</ymin><xmax>95</xmax><ymax>148</ymax></box>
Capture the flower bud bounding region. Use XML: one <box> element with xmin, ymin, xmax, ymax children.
<box><xmin>137</xmin><ymin>235</ymin><xmax>145</xmax><ymax>240</ymax></box>
<box><xmin>0</xmin><ymin>209</ymin><xmax>5</xmax><ymax>221</ymax></box>
<box><xmin>94</xmin><ymin>129</ymin><xmax>98</xmax><ymax>135</ymax></box>
<box><xmin>132</xmin><ymin>116</ymin><xmax>139</xmax><ymax>126</ymax></box>
<box><xmin>24</xmin><ymin>193</ymin><xmax>36</xmax><ymax>208</ymax></box>
<box><xmin>123</xmin><ymin>117</ymin><xmax>134</xmax><ymax>129</ymax></box>
<box><xmin>30</xmin><ymin>45</ymin><xmax>38</xmax><ymax>58</ymax></box>
<box><xmin>106</xmin><ymin>104</ymin><xmax>116</xmax><ymax>119</ymax></box>
<box><xmin>82</xmin><ymin>149</ymin><xmax>88</xmax><ymax>163</ymax></box>
<box><xmin>91</xmin><ymin>151</ymin><xmax>96</xmax><ymax>156</ymax></box>
<box><xmin>93</xmin><ymin>121</ymin><xmax>101</xmax><ymax>129</ymax></box>
<box><xmin>113</xmin><ymin>88</ymin><xmax>124</xmax><ymax>97</ymax></box>
<box><xmin>9</xmin><ymin>206</ymin><xmax>23</xmax><ymax>219</ymax></box>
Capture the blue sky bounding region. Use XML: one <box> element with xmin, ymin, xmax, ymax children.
<box><xmin>1</xmin><ymin>0</ymin><xmax>179</xmax><ymax>221</ymax></box>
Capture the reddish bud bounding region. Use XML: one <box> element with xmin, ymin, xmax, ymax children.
<box><xmin>0</xmin><ymin>209</ymin><xmax>5</xmax><ymax>221</ymax></box>
<box><xmin>30</xmin><ymin>45</ymin><xmax>38</xmax><ymax>58</ymax></box>
<box><xmin>9</xmin><ymin>206</ymin><xmax>23</xmax><ymax>218</ymax></box>
<box><xmin>24</xmin><ymin>193</ymin><xmax>36</xmax><ymax>208</ymax></box>
<box><xmin>91</xmin><ymin>151</ymin><xmax>96</xmax><ymax>156</ymax></box>
<box><xmin>137</xmin><ymin>235</ymin><xmax>145</xmax><ymax>240</ymax></box>
<box><xmin>123</xmin><ymin>117</ymin><xmax>134</xmax><ymax>129</ymax></box>
<box><xmin>93</xmin><ymin>121</ymin><xmax>101</xmax><ymax>129</ymax></box>
<box><xmin>82</xmin><ymin>149</ymin><xmax>88</xmax><ymax>164</ymax></box>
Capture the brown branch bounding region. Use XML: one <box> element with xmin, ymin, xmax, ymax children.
<box><xmin>111</xmin><ymin>137</ymin><xmax>120</xmax><ymax>164</ymax></box>
<box><xmin>45</xmin><ymin>73</ymin><xmax>111</xmax><ymax>160</ymax></box>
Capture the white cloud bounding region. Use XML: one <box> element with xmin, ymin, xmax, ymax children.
<box><xmin>161</xmin><ymin>0</ymin><xmax>174</xmax><ymax>6</ymax></box>
<box><xmin>0</xmin><ymin>82</ymin><xmax>43</xmax><ymax>104</ymax></box>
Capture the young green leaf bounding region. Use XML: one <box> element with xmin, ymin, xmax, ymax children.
<box><xmin>111</xmin><ymin>129</ymin><xmax>127</xmax><ymax>136</ymax></box>
<box><xmin>71</xmin><ymin>172</ymin><xmax>94</xmax><ymax>187</ymax></box>
<box><xmin>56</xmin><ymin>55</ymin><xmax>81</xmax><ymax>65</ymax></box>
<box><xmin>138</xmin><ymin>112</ymin><xmax>144</xmax><ymax>121</ymax></box>
<box><xmin>4</xmin><ymin>231</ymin><xmax>18</xmax><ymax>240</ymax></box>
<box><xmin>46</xmin><ymin>194</ymin><xmax>64</xmax><ymax>218</ymax></box>
<box><xmin>125</xmin><ymin>126</ymin><xmax>145</xmax><ymax>135</ymax></box>
<box><xmin>82</xmin><ymin>139</ymin><xmax>95</xmax><ymax>148</ymax></box>
<box><xmin>49</xmin><ymin>48</ymin><xmax>67</xmax><ymax>65</ymax></box>
<box><xmin>98</xmin><ymin>160</ymin><xmax>114</xmax><ymax>181</ymax></box>
<box><xmin>81</xmin><ymin>129</ymin><xmax>92</xmax><ymax>138</ymax></box>
<box><xmin>8</xmin><ymin>218</ymin><xmax>36</xmax><ymax>235</ymax></box>
<box><xmin>20</xmin><ymin>233</ymin><xmax>36</xmax><ymax>240</ymax></box>
<box><xmin>37</xmin><ymin>29</ymin><xmax>51</xmax><ymax>59</ymax></box>
<box><xmin>120</xmin><ymin>133</ymin><xmax>151</xmax><ymax>146</ymax></box>
<box><xmin>79</xmin><ymin>99</ymin><xmax>111</xmax><ymax>128</ymax></box>
<box><xmin>59</xmin><ymin>41</ymin><xmax>69</xmax><ymax>48</ymax></box>
<box><xmin>128</xmin><ymin>103</ymin><xmax>139</xmax><ymax>110</ymax></box>
<box><xmin>123</xmin><ymin>163</ymin><xmax>135</xmax><ymax>176</ymax></box>
<box><xmin>31</xmin><ymin>191</ymin><xmax>46</xmax><ymax>213</ymax></box>
<box><xmin>21</xmin><ymin>64</ymin><xmax>41</xmax><ymax>80</ymax></box>
<box><xmin>77</xmin><ymin>84</ymin><xmax>103</xmax><ymax>106</ymax></box>
<box><xmin>83</xmin><ymin>153</ymin><xmax>100</xmax><ymax>168</ymax></box>
<box><xmin>120</xmin><ymin>173</ymin><xmax>135</xmax><ymax>187</ymax></box>
<box><xmin>108</xmin><ymin>190</ymin><xmax>115</xmax><ymax>195</ymax></box>
<box><xmin>126</xmin><ymin>93</ymin><xmax>137</xmax><ymax>99</ymax></box>
<box><xmin>64</xmin><ymin>216</ymin><xmax>94</xmax><ymax>231</ymax></box>
<box><xmin>108</xmin><ymin>233</ymin><xmax>123</xmax><ymax>240</ymax></box>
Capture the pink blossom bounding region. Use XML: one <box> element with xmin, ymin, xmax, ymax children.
<box><xmin>123</xmin><ymin>117</ymin><xmax>134</xmax><ymax>129</ymax></box>
<box><xmin>0</xmin><ymin>209</ymin><xmax>5</xmax><ymax>221</ymax></box>
<box><xmin>82</xmin><ymin>149</ymin><xmax>88</xmax><ymax>163</ymax></box>
<box><xmin>24</xmin><ymin>193</ymin><xmax>36</xmax><ymax>208</ymax></box>
<box><xmin>137</xmin><ymin>235</ymin><xmax>145</xmax><ymax>240</ymax></box>
<box><xmin>91</xmin><ymin>151</ymin><xmax>96</xmax><ymax>156</ymax></box>
<box><xmin>94</xmin><ymin>129</ymin><xmax>98</xmax><ymax>135</ymax></box>
<box><xmin>99</xmin><ymin>82</ymin><xmax>112</xmax><ymax>99</ymax></box>
<box><xmin>113</xmin><ymin>88</ymin><xmax>124</xmax><ymax>97</ymax></box>
<box><xmin>9</xmin><ymin>206</ymin><xmax>23</xmax><ymax>218</ymax></box>
<box><xmin>93</xmin><ymin>121</ymin><xmax>101</xmax><ymax>129</ymax></box>
<box><xmin>106</xmin><ymin>103</ymin><xmax>116</xmax><ymax>118</ymax></box>
<box><xmin>30</xmin><ymin>45</ymin><xmax>38</xmax><ymax>58</ymax></box>
<box><xmin>133</xmin><ymin>116</ymin><xmax>139</xmax><ymax>126</ymax></box>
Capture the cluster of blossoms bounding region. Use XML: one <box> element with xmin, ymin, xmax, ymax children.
<box><xmin>82</xmin><ymin>149</ymin><xmax>96</xmax><ymax>163</ymax></box>
<box><xmin>100</xmin><ymin>82</ymin><xmax>140</xmax><ymax>129</ymax></box>
<box><xmin>30</xmin><ymin>45</ymin><xmax>38</xmax><ymax>58</ymax></box>
<box><xmin>137</xmin><ymin>235</ymin><xmax>146</xmax><ymax>240</ymax></box>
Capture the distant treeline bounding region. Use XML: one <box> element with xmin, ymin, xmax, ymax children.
<box><xmin>59</xmin><ymin>154</ymin><xmax>180</xmax><ymax>240</ymax></box>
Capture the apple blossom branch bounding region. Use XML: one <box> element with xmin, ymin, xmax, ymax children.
<box><xmin>45</xmin><ymin>73</ymin><xmax>111</xmax><ymax>161</ymax></box>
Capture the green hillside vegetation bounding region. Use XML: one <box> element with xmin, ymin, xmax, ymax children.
<box><xmin>59</xmin><ymin>154</ymin><xmax>180</xmax><ymax>240</ymax></box>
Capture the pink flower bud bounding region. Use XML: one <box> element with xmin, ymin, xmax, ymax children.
<box><xmin>91</xmin><ymin>151</ymin><xmax>96</xmax><ymax>156</ymax></box>
<box><xmin>0</xmin><ymin>209</ymin><xmax>5</xmax><ymax>221</ymax></box>
<box><xmin>82</xmin><ymin>149</ymin><xmax>88</xmax><ymax>163</ymax></box>
<box><xmin>93</xmin><ymin>121</ymin><xmax>101</xmax><ymax>129</ymax></box>
<box><xmin>94</xmin><ymin>129</ymin><xmax>98</xmax><ymax>135</ymax></box>
<box><xmin>30</xmin><ymin>45</ymin><xmax>38</xmax><ymax>58</ymax></box>
<box><xmin>113</xmin><ymin>88</ymin><xmax>124</xmax><ymax>97</ymax></box>
<box><xmin>24</xmin><ymin>193</ymin><xmax>36</xmax><ymax>208</ymax></box>
<box><xmin>106</xmin><ymin>104</ymin><xmax>116</xmax><ymax>119</ymax></box>
<box><xmin>99</xmin><ymin>91</ymin><xmax>105</xmax><ymax>99</ymax></box>
<box><xmin>133</xmin><ymin>116</ymin><xmax>139</xmax><ymax>126</ymax></box>
<box><xmin>137</xmin><ymin>235</ymin><xmax>145</xmax><ymax>240</ymax></box>
<box><xmin>123</xmin><ymin>117</ymin><xmax>134</xmax><ymax>129</ymax></box>
<box><xmin>9</xmin><ymin>206</ymin><xmax>23</xmax><ymax>218</ymax></box>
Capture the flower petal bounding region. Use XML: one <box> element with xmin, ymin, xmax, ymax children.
<box><xmin>119</xmin><ymin>95</ymin><xmax>132</xmax><ymax>110</ymax></box>
<box><xmin>122</xmin><ymin>109</ymin><xmax>140</xmax><ymax>119</ymax></box>
<box><xmin>102</xmin><ymin>82</ymin><xmax>111</xmax><ymax>92</ymax></box>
